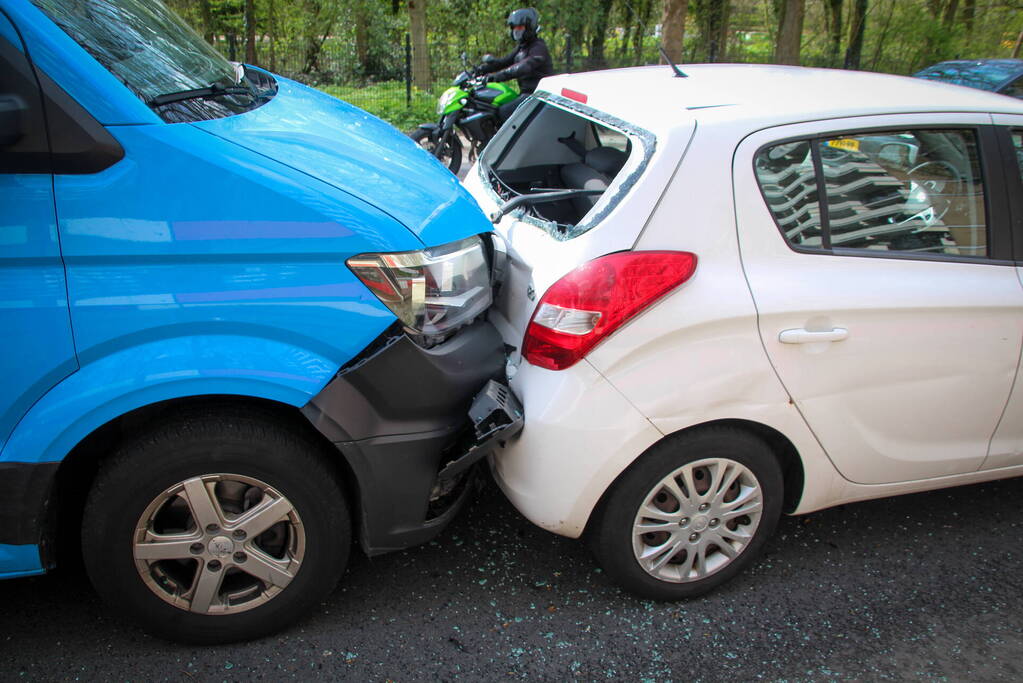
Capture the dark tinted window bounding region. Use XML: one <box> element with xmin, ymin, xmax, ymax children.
<box><xmin>0</xmin><ymin>29</ymin><xmax>49</xmax><ymax>173</ymax></box>
<box><xmin>756</xmin><ymin>130</ymin><xmax>988</xmax><ymax>258</ymax></box>
<box><xmin>1002</xmin><ymin>77</ymin><xmax>1023</xmax><ymax>100</ymax></box>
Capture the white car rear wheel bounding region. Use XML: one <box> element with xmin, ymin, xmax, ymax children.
<box><xmin>589</xmin><ymin>427</ymin><xmax>784</xmax><ymax>600</ymax></box>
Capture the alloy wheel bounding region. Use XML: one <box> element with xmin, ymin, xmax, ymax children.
<box><xmin>631</xmin><ymin>457</ymin><xmax>763</xmax><ymax>583</ymax></box>
<box><xmin>132</xmin><ymin>473</ymin><xmax>305</xmax><ymax>615</ymax></box>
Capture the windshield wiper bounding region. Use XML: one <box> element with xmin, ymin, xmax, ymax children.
<box><xmin>148</xmin><ymin>83</ymin><xmax>255</xmax><ymax>107</ymax></box>
<box><xmin>490</xmin><ymin>188</ymin><xmax>605</xmax><ymax>223</ymax></box>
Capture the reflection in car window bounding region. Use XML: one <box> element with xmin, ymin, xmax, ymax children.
<box><xmin>752</xmin><ymin>142</ymin><xmax>821</xmax><ymax>247</ymax></box>
<box><xmin>755</xmin><ymin>130</ymin><xmax>987</xmax><ymax>258</ymax></box>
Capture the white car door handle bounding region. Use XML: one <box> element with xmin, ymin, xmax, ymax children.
<box><xmin>778</xmin><ymin>327</ymin><xmax>849</xmax><ymax>344</ymax></box>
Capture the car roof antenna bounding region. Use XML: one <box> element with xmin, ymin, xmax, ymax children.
<box><xmin>658</xmin><ymin>45</ymin><xmax>688</xmax><ymax>78</ymax></box>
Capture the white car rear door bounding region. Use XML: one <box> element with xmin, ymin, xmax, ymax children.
<box><xmin>734</xmin><ymin>113</ymin><xmax>1023</xmax><ymax>485</ymax></box>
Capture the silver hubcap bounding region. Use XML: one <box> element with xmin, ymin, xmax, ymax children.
<box><xmin>632</xmin><ymin>457</ymin><xmax>763</xmax><ymax>583</ymax></box>
<box><xmin>133</xmin><ymin>474</ymin><xmax>304</xmax><ymax>615</ymax></box>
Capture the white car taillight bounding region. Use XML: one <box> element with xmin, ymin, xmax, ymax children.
<box><xmin>522</xmin><ymin>251</ymin><xmax>698</xmax><ymax>370</ymax></box>
<box><xmin>348</xmin><ymin>235</ymin><xmax>492</xmax><ymax>341</ymax></box>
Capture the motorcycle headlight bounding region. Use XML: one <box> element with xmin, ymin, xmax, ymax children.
<box><xmin>437</xmin><ymin>87</ymin><xmax>459</xmax><ymax>115</ymax></box>
<box><xmin>348</xmin><ymin>235</ymin><xmax>492</xmax><ymax>342</ymax></box>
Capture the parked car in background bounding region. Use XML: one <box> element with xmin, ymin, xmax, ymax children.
<box><xmin>913</xmin><ymin>59</ymin><xmax>1023</xmax><ymax>99</ymax></box>
<box><xmin>0</xmin><ymin>0</ymin><xmax>519</xmax><ymax>643</ymax></box>
<box><xmin>465</xmin><ymin>64</ymin><xmax>1023</xmax><ymax>599</ymax></box>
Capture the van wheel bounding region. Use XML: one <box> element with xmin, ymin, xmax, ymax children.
<box><xmin>588</xmin><ymin>427</ymin><xmax>783</xmax><ymax>600</ymax></box>
<box><xmin>410</xmin><ymin>126</ymin><xmax>463</xmax><ymax>174</ymax></box>
<box><xmin>81</xmin><ymin>412</ymin><xmax>350</xmax><ymax>644</ymax></box>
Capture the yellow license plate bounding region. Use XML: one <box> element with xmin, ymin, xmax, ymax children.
<box><xmin>826</xmin><ymin>138</ymin><xmax>860</xmax><ymax>151</ymax></box>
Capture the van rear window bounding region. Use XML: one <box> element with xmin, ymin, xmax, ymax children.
<box><xmin>479</xmin><ymin>94</ymin><xmax>652</xmax><ymax>240</ymax></box>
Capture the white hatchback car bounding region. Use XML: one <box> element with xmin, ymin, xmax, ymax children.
<box><xmin>464</xmin><ymin>64</ymin><xmax>1023</xmax><ymax>599</ymax></box>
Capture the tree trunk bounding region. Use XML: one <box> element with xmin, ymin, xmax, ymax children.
<box><xmin>712</xmin><ymin>0</ymin><xmax>728</xmax><ymax>62</ymax></box>
<box><xmin>692</xmin><ymin>0</ymin><xmax>728</xmax><ymax>62</ymax></box>
<box><xmin>961</xmin><ymin>0</ymin><xmax>975</xmax><ymax>35</ymax></box>
<box><xmin>633</xmin><ymin>0</ymin><xmax>654</xmax><ymax>65</ymax></box>
<box><xmin>867</xmin><ymin>0</ymin><xmax>895</xmax><ymax>70</ymax></box>
<box><xmin>825</xmin><ymin>0</ymin><xmax>843</xmax><ymax>67</ymax></box>
<box><xmin>1014</xmin><ymin>30</ymin><xmax>1023</xmax><ymax>59</ymax></box>
<box><xmin>774</xmin><ymin>0</ymin><xmax>803</xmax><ymax>65</ymax></box>
<box><xmin>267</xmin><ymin>0</ymin><xmax>277</xmax><ymax>72</ymax></box>
<box><xmin>301</xmin><ymin>2</ymin><xmax>339</xmax><ymax>75</ymax></box>
<box><xmin>618</xmin><ymin>23</ymin><xmax>634</xmax><ymax>63</ymax></box>
<box><xmin>941</xmin><ymin>0</ymin><xmax>959</xmax><ymax>29</ymax></box>
<box><xmin>844</xmin><ymin>0</ymin><xmax>867</xmax><ymax>70</ymax></box>
<box><xmin>660</xmin><ymin>0</ymin><xmax>689</xmax><ymax>64</ymax></box>
<box><xmin>355</xmin><ymin>1</ymin><xmax>370</xmax><ymax>75</ymax></box>
<box><xmin>408</xmin><ymin>0</ymin><xmax>430</xmax><ymax>89</ymax></box>
<box><xmin>199</xmin><ymin>0</ymin><xmax>214</xmax><ymax>44</ymax></box>
<box><xmin>588</xmin><ymin>0</ymin><xmax>615</xmax><ymax>69</ymax></box>
<box><xmin>244</xmin><ymin>0</ymin><xmax>256</xmax><ymax>65</ymax></box>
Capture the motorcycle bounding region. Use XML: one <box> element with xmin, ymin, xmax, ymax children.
<box><xmin>409</xmin><ymin>54</ymin><xmax>519</xmax><ymax>175</ymax></box>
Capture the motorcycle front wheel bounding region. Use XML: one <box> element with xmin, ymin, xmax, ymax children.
<box><xmin>409</xmin><ymin>126</ymin><xmax>463</xmax><ymax>175</ymax></box>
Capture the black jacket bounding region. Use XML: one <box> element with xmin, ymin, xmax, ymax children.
<box><xmin>479</xmin><ymin>36</ymin><xmax>554</xmax><ymax>94</ymax></box>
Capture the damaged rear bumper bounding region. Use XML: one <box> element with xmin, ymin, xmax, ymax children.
<box><xmin>302</xmin><ymin>320</ymin><xmax>522</xmax><ymax>555</ymax></box>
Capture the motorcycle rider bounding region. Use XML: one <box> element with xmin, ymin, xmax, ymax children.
<box><xmin>477</xmin><ymin>7</ymin><xmax>554</xmax><ymax>119</ymax></box>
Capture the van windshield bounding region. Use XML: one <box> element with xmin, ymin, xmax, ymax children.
<box><xmin>31</xmin><ymin>0</ymin><xmax>271</xmax><ymax>122</ymax></box>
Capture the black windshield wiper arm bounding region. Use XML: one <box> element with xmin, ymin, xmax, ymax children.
<box><xmin>490</xmin><ymin>189</ymin><xmax>605</xmax><ymax>223</ymax></box>
<box><xmin>148</xmin><ymin>83</ymin><xmax>254</xmax><ymax>107</ymax></box>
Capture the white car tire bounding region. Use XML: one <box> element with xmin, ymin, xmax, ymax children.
<box><xmin>588</xmin><ymin>426</ymin><xmax>783</xmax><ymax>600</ymax></box>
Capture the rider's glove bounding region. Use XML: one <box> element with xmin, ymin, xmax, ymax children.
<box><xmin>481</xmin><ymin>54</ymin><xmax>497</xmax><ymax>65</ymax></box>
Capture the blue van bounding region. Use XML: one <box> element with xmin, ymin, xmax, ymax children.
<box><xmin>0</xmin><ymin>0</ymin><xmax>520</xmax><ymax>643</ymax></box>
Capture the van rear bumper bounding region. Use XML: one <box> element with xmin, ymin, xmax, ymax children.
<box><xmin>302</xmin><ymin>320</ymin><xmax>521</xmax><ymax>555</ymax></box>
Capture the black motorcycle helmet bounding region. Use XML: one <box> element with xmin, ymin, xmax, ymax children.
<box><xmin>507</xmin><ymin>7</ymin><xmax>539</xmax><ymax>43</ymax></box>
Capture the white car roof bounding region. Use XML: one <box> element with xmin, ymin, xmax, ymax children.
<box><xmin>536</xmin><ymin>64</ymin><xmax>1023</xmax><ymax>132</ymax></box>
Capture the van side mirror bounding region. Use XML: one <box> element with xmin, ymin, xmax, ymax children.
<box><xmin>0</xmin><ymin>95</ymin><xmax>26</xmax><ymax>148</ymax></box>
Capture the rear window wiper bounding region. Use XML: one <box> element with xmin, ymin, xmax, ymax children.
<box><xmin>148</xmin><ymin>83</ymin><xmax>256</xmax><ymax>107</ymax></box>
<box><xmin>490</xmin><ymin>188</ymin><xmax>605</xmax><ymax>223</ymax></box>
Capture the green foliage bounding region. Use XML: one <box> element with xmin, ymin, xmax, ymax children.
<box><xmin>165</xmin><ymin>0</ymin><xmax>1023</xmax><ymax>131</ymax></box>
<box><xmin>319</xmin><ymin>81</ymin><xmax>438</xmax><ymax>133</ymax></box>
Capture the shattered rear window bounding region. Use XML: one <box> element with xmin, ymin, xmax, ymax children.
<box><xmin>479</xmin><ymin>92</ymin><xmax>655</xmax><ymax>240</ymax></box>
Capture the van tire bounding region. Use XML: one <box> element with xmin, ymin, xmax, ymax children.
<box><xmin>81</xmin><ymin>411</ymin><xmax>350</xmax><ymax>644</ymax></box>
<box><xmin>587</xmin><ymin>427</ymin><xmax>783</xmax><ymax>600</ymax></box>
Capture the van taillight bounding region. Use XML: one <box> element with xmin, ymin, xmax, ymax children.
<box><xmin>522</xmin><ymin>251</ymin><xmax>697</xmax><ymax>371</ymax></box>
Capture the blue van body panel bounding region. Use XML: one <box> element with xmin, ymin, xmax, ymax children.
<box><xmin>0</xmin><ymin>168</ymin><xmax>79</xmax><ymax>453</ymax></box>
<box><xmin>192</xmin><ymin>76</ymin><xmax>492</xmax><ymax>246</ymax></box>
<box><xmin>0</xmin><ymin>118</ymin><xmax>411</xmax><ymax>466</ymax></box>
<box><xmin>0</xmin><ymin>332</ymin><xmax>360</xmax><ymax>465</ymax></box>
<box><xmin>55</xmin><ymin>122</ymin><xmax>406</xmax><ymax>363</ymax></box>
<box><xmin>0</xmin><ymin>544</ymin><xmax>43</xmax><ymax>578</ymax></box>
<box><xmin>0</xmin><ymin>0</ymin><xmax>159</xmax><ymax>125</ymax></box>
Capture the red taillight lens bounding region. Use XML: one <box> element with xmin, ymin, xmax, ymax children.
<box><xmin>522</xmin><ymin>251</ymin><xmax>697</xmax><ymax>371</ymax></box>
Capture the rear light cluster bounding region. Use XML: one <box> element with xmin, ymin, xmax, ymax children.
<box><xmin>522</xmin><ymin>251</ymin><xmax>697</xmax><ymax>371</ymax></box>
<box><xmin>348</xmin><ymin>235</ymin><xmax>491</xmax><ymax>344</ymax></box>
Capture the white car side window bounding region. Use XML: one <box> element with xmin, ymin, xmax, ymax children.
<box><xmin>755</xmin><ymin>129</ymin><xmax>988</xmax><ymax>259</ymax></box>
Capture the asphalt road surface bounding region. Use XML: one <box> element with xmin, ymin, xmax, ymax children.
<box><xmin>3</xmin><ymin>473</ymin><xmax>1022</xmax><ymax>681</ymax></box>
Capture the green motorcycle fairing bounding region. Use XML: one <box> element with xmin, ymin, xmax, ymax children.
<box><xmin>437</xmin><ymin>81</ymin><xmax>518</xmax><ymax>116</ymax></box>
